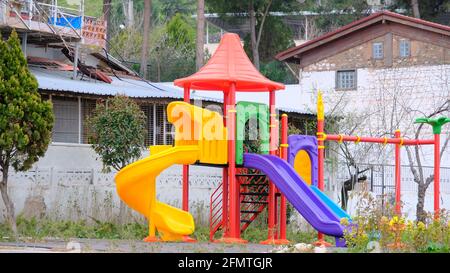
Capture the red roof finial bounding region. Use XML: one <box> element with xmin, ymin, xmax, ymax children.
<box><xmin>174</xmin><ymin>33</ymin><xmax>285</xmax><ymax>92</ymax></box>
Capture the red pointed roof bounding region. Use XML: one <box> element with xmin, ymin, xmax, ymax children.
<box><xmin>174</xmin><ymin>33</ymin><xmax>285</xmax><ymax>92</ymax></box>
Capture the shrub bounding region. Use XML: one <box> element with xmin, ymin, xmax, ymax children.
<box><xmin>88</xmin><ymin>95</ymin><xmax>146</xmax><ymax>172</ymax></box>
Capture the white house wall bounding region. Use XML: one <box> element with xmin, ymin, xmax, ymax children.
<box><xmin>298</xmin><ymin>63</ymin><xmax>450</xmax><ymax>219</ymax></box>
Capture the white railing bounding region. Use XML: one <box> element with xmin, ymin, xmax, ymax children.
<box><xmin>34</xmin><ymin>0</ymin><xmax>84</xmax><ymax>37</ymax></box>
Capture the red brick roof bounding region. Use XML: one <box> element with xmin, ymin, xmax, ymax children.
<box><xmin>276</xmin><ymin>11</ymin><xmax>450</xmax><ymax>62</ymax></box>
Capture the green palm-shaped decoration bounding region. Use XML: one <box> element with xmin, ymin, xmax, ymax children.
<box><xmin>415</xmin><ymin>117</ymin><xmax>450</xmax><ymax>134</ymax></box>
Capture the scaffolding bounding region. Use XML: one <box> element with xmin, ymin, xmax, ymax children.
<box><xmin>0</xmin><ymin>0</ymin><xmax>107</xmax><ymax>78</ymax></box>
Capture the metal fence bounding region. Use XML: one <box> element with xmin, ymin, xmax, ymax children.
<box><xmin>326</xmin><ymin>162</ymin><xmax>450</xmax><ymax>207</ymax></box>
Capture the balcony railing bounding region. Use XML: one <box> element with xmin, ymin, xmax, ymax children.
<box><xmin>3</xmin><ymin>1</ymin><xmax>106</xmax><ymax>48</ymax></box>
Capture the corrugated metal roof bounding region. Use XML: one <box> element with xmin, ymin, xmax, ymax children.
<box><xmin>161</xmin><ymin>83</ymin><xmax>314</xmax><ymax>115</ymax></box>
<box><xmin>31</xmin><ymin>67</ymin><xmax>222</xmax><ymax>102</ymax></box>
<box><xmin>32</xmin><ymin>67</ymin><xmax>182</xmax><ymax>98</ymax></box>
<box><xmin>31</xmin><ymin>67</ymin><xmax>312</xmax><ymax>114</ymax></box>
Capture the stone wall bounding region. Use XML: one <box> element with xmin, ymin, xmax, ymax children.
<box><xmin>303</xmin><ymin>34</ymin><xmax>450</xmax><ymax>72</ymax></box>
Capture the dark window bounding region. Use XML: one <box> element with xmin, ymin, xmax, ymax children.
<box><xmin>142</xmin><ymin>103</ymin><xmax>173</xmax><ymax>147</ymax></box>
<box><xmin>399</xmin><ymin>39</ymin><xmax>410</xmax><ymax>58</ymax></box>
<box><xmin>140</xmin><ymin>104</ymin><xmax>155</xmax><ymax>147</ymax></box>
<box><xmin>52</xmin><ymin>97</ymin><xmax>80</xmax><ymax>143</ymax></box>
<box><xmin>336</xmin><ymin>70</ymin><xmax>357</xmax><ymax>90</ymax></box>
<box><xmin>81</xmin><ymin>98</ymin><xmax>97</xmax><ymax>144</ymax></box>
<box><xmin>372</xmin><ymin>42</ymin><xmax>384</xmax><ymax>59</ymax></box>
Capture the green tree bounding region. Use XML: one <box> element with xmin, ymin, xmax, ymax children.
<box><xmin>388</xmin><ymin>0</ymin><xmax>450</xmax><ymax>22</ymax></box>
<box><xmin>166</xmin><ymin>13</ymin><xmax>196</xmax><ymax>52</ymax></box>
<box><xmin>149</xmin><ymin>24</ymin><xmax>197</xmax><ymax>82</ymax></box>
<box><xmin>196</xmin><ymin>0</ymin><xmax>206</xmax><ymax>70</ymax></box>
<box><xmin>207</xmin><ymin>0</ymin><xmax>303</xmax><ymax>70</ymax></box>
<box><xmin>260</xmin><ymin>61</ymin><xmax>296</xmax><ymax>84</ymax></box>
<box><xmin>243</xmin><ymin>16</ymin><xmax>296</xmax><ymax>83</ymax></box>
<box><xmin>154</xmin><ymin>0</ymin><xmax>196</xmax><ymax>21</ymax></box>
<box><xmin>140</xmin><ymin>0</ymin><xmax>152</xmax><ymax>78</ymax></box>
<box><xmin>88</xmin><ymin>96</ymin><xmax>146</xmax><ymax>172</ymax></box>
<box><xmin>310</xmin><ymin>0</ymin><xmax>371</xmax><ymax>37</ymax></box>
<box><xmin>0</xmin><ymin>30</ymin><xmax>54</xmax><ymax>235</ymax></box>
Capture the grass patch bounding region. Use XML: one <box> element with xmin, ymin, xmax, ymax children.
<box><xmin>0</xmin><ymin>216</ymin><xmax>334</xmax><ymax>246</ymax></box>
<box><xmin>0</xmin><ymin>216</ymin><xmax>147</xmax><ymax>241</ymax></box>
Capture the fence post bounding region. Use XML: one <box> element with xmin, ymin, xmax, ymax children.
<box><xmin>370</xmin><ymin>166</ymin><xmax>374</xmax><ymax>192</ymax></box>
<box><xmin>381</xmin><ymin>164</ymin><xmax>385</xmax><ymax>214</ymax></box>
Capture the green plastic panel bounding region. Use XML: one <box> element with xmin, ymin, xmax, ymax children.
<box><xmin>236</xmin><ymin>101</ymin><xmax>270</xmax><ymax>165</ymax></box>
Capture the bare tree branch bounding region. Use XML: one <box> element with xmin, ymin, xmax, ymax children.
<box><xmin>255</xmin><ymin>0</ymin><xmax>273</xmax><ymax>49</ymax></box>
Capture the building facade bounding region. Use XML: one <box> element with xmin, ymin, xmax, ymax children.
<box><xmin>277</xmin><ymin>11</ymin><xmax>450</xmax><ymax>219</ymax></box>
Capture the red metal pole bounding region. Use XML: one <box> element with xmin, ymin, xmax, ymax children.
<box><xmin>182</xmin><ymin>85</ymin><xmax>190</xmax><ymax>212</ymax></box>
<box><xmin>317</xmin><ymin>121</ymin><xmax>325</xmax><ymax>191</ymax></box>
<box><xmin>317</xmin><ymin>118</ymin><xmax>325</xmax><ymax>243</ymax></box>
<box><xmin>222</xmin><ymin>91</ymin><xmax>229</xmax><ymax>237</ymax></box>
<box><xmin>267</xmin><ymin>91</ymin><xmax>277</xmax><ymax>242</ymax></box>
<box><xmin>314</xmin><ymin>92</ymin><xmax>331</xmax><ymax>246</ymax></box>
<box><xmin>325</xmin><ymin>134</ymin><xmax>434</xmax><ymax>145</ymax></box>
<box><xmin>434</xmin><ymin>133</ymin><xmax>440</xmax><ymax>219</ymax></box>
<box><xmin>222</xmin><ymin>167</ymin><xmax>228</xmax><ymax>236</ymax></box>
<box><xmin>394</xmin><ymin>130</ymin><xmax>401</xmax><ymax>215</ymax></box>
<box><xmin>223</xmin><ymin>82</ymin><xmax>245</xmax><ymax>243</ymax></box>
<box><xmin>279</xmin><ymin>114</ymin><xmax>289</xmax><ymax>242</ymax></box>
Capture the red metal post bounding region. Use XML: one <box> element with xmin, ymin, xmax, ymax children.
<box><xmin>325</xmin><ymin>134</ymin><xmax>434</xmax><ymax>146</ymax></box>
<box><xmin>317</xmin><ymin>118</ymin><xmax>325</xmax><ymax>243</ymax></box>
<box><xmin>222</xmin><ymin>82</ymin><xmax>246</xmax><ymax>243</ymax></box>
<box><xmin>222</xmin><ymin>91</ymin><xmax>229</xmax><ymax>237</ymax></box>
<box><xmin>314</xmin><ymin>92</ymin><xmax>331</xmax><ymax>246</ymax></box>
<box><xmin>434</xmin><ymin>133</ymin><xmax>440</xmax><ymax>219</ymax></box>
<box><xmin>279</xmin><ymin>114</ymin><xmax>289</xmax><ymax>242</ymax></box>
<box><xmin>182</xmin><ymin>85</ymin><xmax>190</xmax><ymax>212</ymax></box>
<box><xmin>264</xmin><ymin>91</ymin><xmax>277</xmax><ymax>243</ymax></box>
<box><xmin>394</xmin><ymin>130</ymin><xmax>401</xmax><ymax>215</ymax></box>
<box><xmin>222</xmin><ymin>167</ymin><xmax>229</xmax><ymax>236</ymax></box>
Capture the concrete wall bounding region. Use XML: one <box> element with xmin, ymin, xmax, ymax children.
<box><xmin>1</xmin><ymin>143</ymin><xmax>222</xmax><ymax>227</ymax></box>
<box><xmin>3</xmin><ymin>142</ymin><xmax>449</xmax><ymax>232</ymax></box>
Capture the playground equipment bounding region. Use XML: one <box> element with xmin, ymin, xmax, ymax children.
<box><xmin>114</xmin><ymin>33</ymin><xmax>351</xmax><ymax>246</ymax></box>
<box><xmin>115</xmin><ymin>33</ymin><xmax>448</xmax><ymax>247</ymax></box>
<box><xmin>315</xmin><ymin>92</ymin><xmax>450</xmax><ymax>219</ymax></box>
<box><xmin>115</xmin><ymin>102</ymin><xmax>227</xmax><ymax>241</ymax></box>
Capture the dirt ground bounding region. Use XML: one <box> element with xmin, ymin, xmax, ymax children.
<box><xmin>0</xmin><ymin>239</ymin><xmax>276</xmax><ymax>253</ymax></box>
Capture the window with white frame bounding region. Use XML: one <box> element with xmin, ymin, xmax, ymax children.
<box><xmin>399</xmin><ymin>39</ymin><xmax>410</xmax><ymax>58</ymax></box>
<box><xmin>372</xmin><ymin>42</ymin><xmax>384</xmax><ymax>59</ymax></box>
<box><xmin>336</xmin><ymin>70</ymin><xmax>357</xmax><ymax>90</ymax></box>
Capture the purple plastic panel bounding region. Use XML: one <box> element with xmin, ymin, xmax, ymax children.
<box><xmin>287</xmin><ymin>135</ymin><xmax>318</xmax><ymax>187</ymax></box>
<box><xmin>243</xmin><ymin>153</ymin><xmax>345</xmax><ymax>238</ymax></box>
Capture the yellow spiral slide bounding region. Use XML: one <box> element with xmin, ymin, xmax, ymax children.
<box><xmin>115</xmin><ymin>101</ymin><xmax>227</xmax><ymax>241</ymax></box>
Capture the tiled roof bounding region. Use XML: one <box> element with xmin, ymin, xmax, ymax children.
<box><xmin>276</xmin><ymin>11</ymin><xmax>450</xmax><ymax>62</ymax></box>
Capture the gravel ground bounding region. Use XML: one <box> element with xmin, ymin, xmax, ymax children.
<box><xmin>0</xmin><ymin>239</ymin><xmax>276</xmax><ymax>253</ymax></box>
